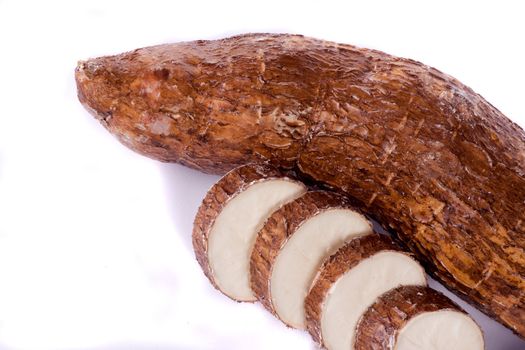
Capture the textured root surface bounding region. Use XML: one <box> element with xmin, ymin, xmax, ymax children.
<box><xmin>77</xmin><ymin>33</ymin><xmax>525</xmax><ymax>335</ymax></box>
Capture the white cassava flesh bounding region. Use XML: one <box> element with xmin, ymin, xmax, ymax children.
<box><xmin>322</xmin><ymin>252</ymin><xmax>426</xmax><ymax>350</ymax></box>
<box><xmin>208</xmin><ymin>180</ymin><xmax>305</xmax><ymax>300</ymax></box>
<box><xmin>250</xmin><ymin>191</ymin><xmax>374</xmax><ymax>328</ymax></box>
<box><xmin>305</xmin><ymin>234</ymin><xmax>427</xmax><ymax>350</ymax></box>
<box><xmin>396</xmin><ymin>310</ymin><xmax>484</xmax><ymax>350</ymax></box>
<box><xmin>271</xmin><ymin>209</ymin><xmax>372</xmax><ymax>329</ymax></box>
<box><xmin>354</xmin><ymin>286</ymin><xmax>484</xmax><ymax>350</ymax></box>
<box><xmin>193</xmin><ymin>164</ymin><xmax>306</xmax><ymax>301</ymax></box>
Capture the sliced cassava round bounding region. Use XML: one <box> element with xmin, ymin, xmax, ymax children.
<box><xmin>355</xmin><ymin>285</ymin><xmax>484</xmax><ymax>350</ymax></box>
<box><xmin>305</xmin><ymin>234</ymin><xmax>427</xmax><ymax>350</ymax></box>
<box><xmin>77</xmin><ymin>33</ymin><xmax>525</xmax><ymax>334</ymax></box>
<box><xmin>250</xmin><ymin>190</ymin><xmax>373</xmax><ymax>329</ymax></box>
<box><xmin>192</xmin><ymin>164</ymin><xmax>306</xmax><ymax>301</ymax></box>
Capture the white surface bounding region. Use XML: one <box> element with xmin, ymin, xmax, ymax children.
<box><xmin>396</xmin><ymin>310</ymin><xmax>484</xmax><ymax>350</ymax></box>
<box><xmin>271</xmin><ymin>208</ymin><xmax>372</xmax><ymax>329</ymax></box>
<box><xmin>321</xmin><ymin>252</ymin><xmax>426</xmax><ymax>350</ymax></box>
<box><xmin>0</xmin><ymin>0</ymin><xmax>523</xmax><ymax>349</ymax></box>
<box><xmin>208</xmin><ymin>179</ymin><xmax>305</xmax><ymax>301</ymax></box>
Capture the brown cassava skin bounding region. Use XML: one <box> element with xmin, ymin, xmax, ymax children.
<box><xmin>76</xmin><ymin>33</ymin><xmax>525</xmax><ymax>335</ymax></box>
<box><xmin>192</xmin><ymin>163</ymin><xmax>305</xmax><ymax>300</ymax></box>
<box><xmin>354</xmin><ymin>286</ymin><xmax>481</xmax><ymax>350</ymax></box>
<box><xmin>304</xmin><ymin>234</ymin><xmax>423</xmax><ymax>346</ymax></box>
<box><xmin>250</xmin><ymin>190</ymin><xmax>371</xmax><ymax>327</ymax></box>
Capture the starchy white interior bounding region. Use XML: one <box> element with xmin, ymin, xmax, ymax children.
<box><xmin>208</xmin><ymin>179</ymin><xmax>306</xmax><ymax>301</ymax></box>
<box><xmin>321</xmin><ymin>251</ymin><xmax>426</xmax><ymax>350</ymax></box>
<box><xmin>396</xmin><ymin>310</ymin><xmax>484</xmax><ymax>350</ymax></box>
<box><xmin>271</xmin><ymin>209</ymin><xmax>372</xmax><ymax>329</ymax></box>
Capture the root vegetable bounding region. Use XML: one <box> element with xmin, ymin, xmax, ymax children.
<box><xmin>192</xmin><ymin>164</ymin><xmax>306</xmax><ymax>301</ymax></box>
<box><xmin>250</xmin><ymin>191</ymin><xmax>373</xmax><ymax>329</ymax></box>
<box><xmin>305</xmin><ymin>234</ymin><xmax>427</xmax><ymax>350</ymax></box>
<box><xmin>354</xmin><ymin>286</ymin><xmax>484</xmax><ymax>350</ymax></box>
<box><xmin>76</xmin><ymin>33</ymin><xmax>525</xmax><ymax>335</ymax></box>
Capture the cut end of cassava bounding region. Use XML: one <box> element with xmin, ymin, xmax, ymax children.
<box><xmin>192</xmin><ymin>164</ymin><xmax>306</xmax><ymax>301</ymax></box>
<box><xmin>355</xmin><ymin>286</ymin><xmax>485</xmax><ymax>350</ymax></box>
<box><xmin>305</xmin><ymin>234</ymin><xmax>427</xmax><ymax>350</ymax></box>
<box><xmin>250</xmin><ymin>191</ymin><xmax>373</xmax><ymax>330</ymax></box>
<box><xmin>397</xmin><ymin>311</ymin><xmax>484</xmax><ymax>350</ymax></box>
<box><xmin>272</xmin><ymin>208</ymin><xmax>373</xmax><ymax>330</ymax></box>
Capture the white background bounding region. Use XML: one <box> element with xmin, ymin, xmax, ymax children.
<box><xmin>0</xmin><ymin>0</ymin><xmax>524</xmax><ymax>349</ymax></box>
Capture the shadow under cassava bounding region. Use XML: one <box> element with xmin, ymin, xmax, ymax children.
<box><xmin>158</xmin><ymin>162</ymin><xmax>220</xmax><ymax>252</ymax></box>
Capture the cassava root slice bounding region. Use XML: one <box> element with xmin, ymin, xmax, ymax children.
<box><xmin>192</xmin><ymin>164</ymin><xmax>306</xmax><ymax>301</ymax></box>
<box><xmin>354</xmin><ymin>285</ymin><xmax>484</xmax><ymax>350</ymax></box>
<box><xmin>250</xmin><ymin>190</ymin><xmax>373</xmax><ymax>329</ymax></box>
<box><xmin>76</xmin><ymin>33</ymin><xmax>525</xmax><ymax>335</ymax></box>
<box><xmin>305</xmin><ymin>234</ymin><xmax>427</xmax><ymax>350</ymax></box>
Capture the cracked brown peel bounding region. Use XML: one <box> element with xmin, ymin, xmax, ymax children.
<box><xmin>304</xmin><ymin>234</ymin><xmax>427</xmax><ymax>349</ymax></box>
<box><xmin>76</xmin><ymin>33</ymin><xmax>525</xmax><ymax>335</ymax></box>
<box><xmin>250</xmin><ymin>190</ymin><xmax>373</xmax><ymax>329</ymax></box>
<box><xmin>354</xmin><ymin>286</ymin><xmax>484</xmax><ymax>350</ymax></box>
<box><xmin>192</xmin><ymin>164</ymin><xmax>306</xmax><ymax>301</ymax></box>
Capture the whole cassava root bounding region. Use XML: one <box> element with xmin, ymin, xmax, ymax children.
<box><xmin>75</xmin><ymin>33</ymin><xmax>525</xmax><ymax>336</ymax></box>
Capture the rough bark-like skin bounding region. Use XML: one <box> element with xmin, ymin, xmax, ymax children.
<box><xmin>192</xmin><ymin>163</ymin><xmax>302</xmax><ymax>300</ymax></box>
<box><xmin>76</xmin><ymin>33</ymin><xmax>525</xmax><ymax>335</ymax></box>
<box><xmin>250</xmin><ymin>190</ymin><xmax>371</xmax><ymax>326</ymax></box>
<box><xmin>304</xmin><ymin>234</ymin><xmax>420</xmax><ymax>346</ymax></box>
<box><xmin>354</xmin><ymin>285</ymin><xmax>481</xmax><ymax>350</ymax></box>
